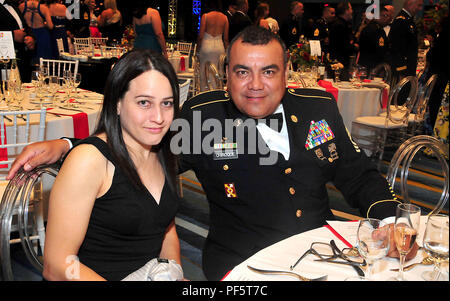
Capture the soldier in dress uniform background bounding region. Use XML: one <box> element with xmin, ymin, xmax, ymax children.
<box><xmin>328</xmin><ymin>1</ymin><xmax>358</xmax><ymax>81</ymax></box>
<box><xmin>388</xmin><ymin>0</ymin><xmax>424</xmax><ymax>79</ymax></box>
<box><xmin>310</xmin><ymin>4</ymin><xmax>335</xmax><ymax>57</ymax></box>
<box><xmin>279</xmin><ymin>1</ymin><xmax>305</xmax><ymax>48</ymax></box>
<box><xmin>357</xmin><ymin>5</ymin><xmax>392</xmax><ymax>73</ymax></box>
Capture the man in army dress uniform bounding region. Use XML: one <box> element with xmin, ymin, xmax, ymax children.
<box><xmin>357</xmin><ymin>6</ymin><xmax>392</xmax><ymax>73</ymax></box>
<box><xmin>311</xmin><ymin>5</ymin><xmax>335</xmax><ymax>56</ymax></box>
<box><xmin>388</xmin><ymin>0</ymin><xmax>424</xmax><ymax>78</ymax></box>
<box><xmin>9</xmin><ymin>27</ymin><xmax>416</xmax><ymax>281</ymax></box>
<box><xmin>280</xmin><ymin>1</ymin><xmax>305</xmax><ymax>48</ymax></box>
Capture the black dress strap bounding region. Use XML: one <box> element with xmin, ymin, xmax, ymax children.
<box><xmin>65</xmin><ymin>136</ymin><xmax>116</xmax><ymax>164</ymax></box>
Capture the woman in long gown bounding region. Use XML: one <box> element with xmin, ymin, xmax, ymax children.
<box><xmin>48</xmin><ymin>0</ymin><xmax>69</xmax><ymax>57</ymax></box>
<box><xmin>132</xmin><ymin>1</ymin><xmax>167</xmax><ymax>58</ymax></box>
<box><xmin>19</xmin><ymin>0</ymin><xmax>54</xmax><ymax>63</ymax></box>
<box><xmin>197</xmin><ymin>0</ymin><xmax>229</xmax><ymax>91</ymax></box>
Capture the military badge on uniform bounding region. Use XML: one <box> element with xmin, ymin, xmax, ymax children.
<box><xmin>314</xmin><ymin>28</ymin><xmax>320</xmax><ymax>37</ymax></box>
<box><xmin>213</xmin><ymin>142</ymin><xmax>238</xmax><ymax>160</ymax></box>
<box><xmin>314</xmin><ymin>148</ymin><xmax>327</xmax><ymax>160</ymax></box>
<box><xmin>379</xmin><ymin>37</ymin><xmax>384</xmax><ymax>47</ymax></box>
<box><xmin>292</xmin><ymin>27</ymin><xmax>297</xmax><ymax>35</ymax></box>
<box><xmin>328</xmin><ymin>143</ymin><xmax>339</xmax><ymax>162</ymax></box>
<box><xmin>224</xmin><ymin>183</ymin><xmax>237</xmax><ymax>198</ymax></box>
<box><xmin>305</xmin><ymin>120</ymin><xmax>335</xmax><ymax>150</ymax></box>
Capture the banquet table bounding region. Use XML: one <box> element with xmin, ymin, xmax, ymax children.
<box><xmin>287</xmin><ymin>79</ymin><xmax>389</xmax><ymax>132</ymax></box>
<box><xmin>223</xmin><ymin>217</ymin><xmax>448</xmax><ymax>281</ymax></box>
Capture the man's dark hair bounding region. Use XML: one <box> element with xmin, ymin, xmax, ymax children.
<box><xmin>226</xmin><ymin>26</ymin><xmax>288</xmax><ymax>65</ymax></box>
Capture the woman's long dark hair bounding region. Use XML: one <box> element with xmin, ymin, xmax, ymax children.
<box><xmin>94</xmin><ymin>49</ymin><xmax>180</xmax><ymax>194</ymax></box>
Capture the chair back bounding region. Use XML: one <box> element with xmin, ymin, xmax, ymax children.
<box><xmin>0</xmin><ymin>164</ymin><xmax>60</xmax><ymax>280</ymax></box>
<box><xmin>89</xmin><ymin>37</ymin><xmax>108</xmax><ymax>46</ymax></box>
<box><xmin>218</xmin><ymin>53</ymin><xmax>227</xmax><ymax>84</ymax></box>
<box><xmin>177</xmin><ymin>42</ymin><xmax>192</xmax><ymax>56</ymax></box>
<box><xmin>0</xmin><ymin>108</ymin><xmax>47</xmax><ymax>179</ymax></box>
<box><xmin>74</xmin><ymin>43</ymin><xmax>94</xmax><ymax>56</ymax></box>
<box><xmin>386</xmin><ymin>135</ymin><xmax>449</xmax><ymax>215</ymax></box>
<box><xmin>204</xmin><ymin>61</ymin><xmax>222</xmax><ymax>90</ymax></box>
<box><xmin>179</xmin><ymin>79</ymin><xmax>191</xmax><ymax>107</ymax></box>
<box><xmin>56</xmin><ymin>38</ymin><xmax>64</xmax><ymax>55</ymax></box>
<box><xmin>370</xmin><ymin>63</ymin><xmax>392</xmax><ymax>86</ymax></box>
<box><xmin>73</xmin><ymin>37</ymin><xmax>90</xmax><ymax>45</ymax></box>
<box><xmin>40</xmin><ymin>58</ymin><xmax>79</xmax><ymax>78</ymax></box>
<box><xmin>415</xmin><ymin>74</ymin><xmax>438</xmax><ymax>121</ymax></box>
<box><xmin>192</xmin><ymin>55</ymin><xmax>201</xmax><ymax>96</ymax></box>
<box><xmin>100</xmin><ymin>45</ymin><xmax>127</xmax><ymax>58</ymax></box>
<box><xmin>385</xmin><ymin>76</ymin><xmax>418</xmax><ymax>126</ymax></box>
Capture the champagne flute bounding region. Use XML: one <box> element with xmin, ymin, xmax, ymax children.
<box><xmin>393</xmin><ymin>203</ymin><xmax>421</xmax><ymax>281</ymax></box>
<box><xmin>357</xmin><ymin>218</ymin><xmax>390</xmax><ymax>280</ymax></box>
<box><xmin>48</xmin><ymin>76</ymin><xmax>59</xmax><ymax>103</ymax></box>
<box><xmin>422</xmin><ymin>214</ymin><xmax>449</xmax><ymax>281</ymax></box>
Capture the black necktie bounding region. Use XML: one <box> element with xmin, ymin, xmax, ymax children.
<box><xmin>259</xmin><ymin>113</ymin><xmax>283</xmax><ymax>132</ymax></box>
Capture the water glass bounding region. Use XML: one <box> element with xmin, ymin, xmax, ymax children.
<box><xmin>357</xmin><ymin>218</ymin><xmax>390</xmax><ymax>280</ymax></box>
<box><xmin>422</xmin><ymin>214</ymin><xmax>449</xmax><ymax>281</ymax></box>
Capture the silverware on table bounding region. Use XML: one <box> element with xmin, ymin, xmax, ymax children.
<box><xmin>57</xmin><ymin>106</ymin><xmax>84</xmax><ymax>113</ymax></box>
<box><xmin>390</xmin><ymin>256</ymin><xmax>435</xmax><ymax>272</ymax></box>
<box><xmin>314</xmin><ymin>258</ymin><xmax>366</xmax><ymax>277</ymax></box>
<box><xmin>247</xmin><ymin>265</ymin><xmax>328</xmax><ymax>281</ymax></box>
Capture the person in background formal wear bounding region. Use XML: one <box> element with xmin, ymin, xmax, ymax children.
<box><xmin>259</xmin><ymin>2</ymin><xmax>279</xmax><ymax>34</ymax></box>
<box><xmin>383</xmin><ymin>4</ymin><xmax>394</xmax><ymax>37</ymax></box>
<box><xmin>132</xmin><ymin>0</ymin><xmax>167</xmax><ymax>58</ymax></box>
<box><xmin>197</xmin><ymin>0</ymin><xmax>229</xmax><ymax>91</ymax></box>
<box><xmin>228</xmin><ymin>0</ymin><xmax>251</xmax><ymax>42</ymax></box>
<box><xmin>97</xmin><ymin>0</ymin><xmax>123</xmax><ymax>45</ymax></box>
<box><xmin>357</xmin><ymin>5</ymin><xmax>391</xmax><ymax>73</ymax></box>
<box><xmin>67</xmin><ymin>0</ymin><xmax>90</xmax><ymax>37</ymax></box>
<box><xmin>311</xmin><ymin>4</ymin><xmax>335</xmax><ymax>56</ymax></box>
<box><xmin>0</xmin><ymin>0</ymin><xmax>35</xmax><ymax>82</ymax></box>
<box><xmin>48</xmin><ymin>0</ymin><xmax>70</xmax><ymax>57</ymax></box>
<box><xmin>42</xmin><ymin>49</ymin><xmax>182</xmax><ymax>281</ymax></box>
<box><xmin>388</xmin><ymin>0</ymin><xmax>424</xmax><ymax>78</ymax></box>
<box><xmin>225</xmin><ymin>0</ymin><xmax>236</xmax><ymax>24</ymax></box>
<box><xmin>328</xmin><ymin>1</ymin><xmax>357</xmax><ymax>80</ymax></box>
<box><xmin>280</xmin><ymin>1</ymin><xmax>304</xmax><ymax>48</ymax></box>
<box><xmin>254</xmin><ymin>3</ymin><xmax>269</xmax><ymax>30</ymax></box>
<box><xmin>19</xmin><ymin>0</ymin><xmax>53</xmax><ymax>63</ymax></box>
<box><xmin>8</xmin><ymin>27</ymin><xmax>419</xmax><ymax>281</ymax></box>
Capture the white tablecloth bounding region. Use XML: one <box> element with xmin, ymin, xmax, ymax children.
<box><xmin>287</xmin><ymin>80</ymin><xmax>388</xmax><ymax>132</ymax></box>
<box><xmin>223</xmin><ymin>217</ymin><xmax>447</xmax><ymax>281</ymax></box>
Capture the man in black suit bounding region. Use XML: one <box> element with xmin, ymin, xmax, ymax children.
<box><xmin>0</xmin><ymin>0</ymin><xmax>35</xmax><ymax>82</ymax></box>
<box><xmin>9</xmin><ymin>27</ymin><xmax>413</xmax><ymax>281</ymax></box>
<box><xmin>388</xmin><ymin>0</ymin><xmax>424</xmax><ymax>78</ymax></box>
<box><xmin>228</xmin><ymin>0</ymin><xmax>251</xmax><ymax>42</ymax></box>
<box><xmin>310</xmin><ymin>5</ymin><xmax>335</xmax><ymax>56</ymax></box>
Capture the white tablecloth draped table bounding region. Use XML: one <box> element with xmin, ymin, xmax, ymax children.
<box><xmin>287</xmin><ymin>79</ymin><xmax>389</xmax><ymax>132</ymax></box>
<box><xmin>223</xmin><ymin>217</ymin><xmax>448</xmax><ymax>281</ymax></box>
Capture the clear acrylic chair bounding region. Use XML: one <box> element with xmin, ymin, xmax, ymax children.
<box><xmin>370</xmin><ymin>63</ymin><xmax>393</xmax><ymax>87</ymax></box>
<box><xmin>410</xmin><ymin>74</ymin><xmax>438</xmax><ymax>135</ymax></box>
<box><xmin>351</xmin><ymin>76</ymin><xmax>418</xmax><ymax>165</ymax></box>
<box><xmin>39</xmin><ymin>58</ymin><xmax>79</xmax><ymax>79</ymax></box>
<box><xmin>0</xmin><ymin>164</ymin><xmax>60</xmax><ymax>280</ymax></box>
<box><xmin>386</xmin><ymin>135</ymin><xmax>448</xmax><ymax>215</ymax></box>
<box><xmin>192</xmin><ymin>55</ymin><xmax>201</xmax><ymax>96</ymax></box>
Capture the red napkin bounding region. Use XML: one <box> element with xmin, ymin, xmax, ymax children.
<box><xmin>180</xmin><ymin>56</ymin><xmax>185</xmax><ymax>72</ymax></box>
<box><xmin>47</xmin><ymin>108</ymin><xmax>89</xmax><ymax>139</ymax></box>
<box><xmin>0</xmin><ymin>124</ymin><xmax>8</xmax><ymax>168</ymax></box>
<box><xmin>318</xmin><ymin>80</ymin><xmax>339</xmax><ymax>102</ymax></box>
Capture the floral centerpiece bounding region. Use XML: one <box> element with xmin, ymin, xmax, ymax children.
<box><xmin>288</xmin><ymin>36</ymin><xmax>315</xmax><ymax>70</ymax></box>
<box><xmin>121</xmin><ymin>25</ymin><xmax>135</xmax><ymax>49</ymax></box>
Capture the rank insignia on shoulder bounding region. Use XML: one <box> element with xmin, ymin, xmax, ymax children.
<box><xmin>305</xmin><ymin>120</ymin><xmax>335</xmax><ymax>150</ymax></box>
<box><xmin>224</xmin><ymin>183</ymin><xmax>237</xmax><ymax>198</ymax></box>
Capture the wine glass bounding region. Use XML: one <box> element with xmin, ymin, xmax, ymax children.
<box><xmin>393</xmin><ymin>203</ymin><xmax>421</xmax><ymax>281</ymax></box>
<box><xmin>48</xmin><ymin>76</ymin><xmax>60</xmax><ymax>103</ymax></box>
<box><xmin>422</xmin><ymin>214</ymin><xmax>449</xmax><ymax>281</ymax></box>
<box><xmin>356</xmin><ymin>218</ymin><xmax>390</xmax><ymax>280</ymax></box>
<box><xmin>73</xmin><ymin>73</ymin><xmax>81</xmax><ymax>94</ymax></box>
